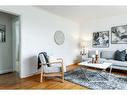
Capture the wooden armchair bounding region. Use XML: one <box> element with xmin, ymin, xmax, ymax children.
<box><xmin>39</xmin><ymin>54</ymin><xmax>64</xmax><ymax>83</ymax></box>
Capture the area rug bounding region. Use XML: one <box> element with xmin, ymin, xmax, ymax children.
<box><xmin>64</xmin><ymin>68</ymin><xmax>127</xmax><ymax>90</ymax></box>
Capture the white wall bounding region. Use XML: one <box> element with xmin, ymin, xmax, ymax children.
<box><xmin>0</xmin><ymin>12</ymin><xmax>13</xmax><ymax>74</ymax></box>
<box><xmin>0</xmin><ymin>6</ymin><xmax>80</xmax><ymax>78</ymax></box>
<box><xmin>80</xmin><ymin>14</ymin><xmax>127</xmax><ymax>51</ymax></box>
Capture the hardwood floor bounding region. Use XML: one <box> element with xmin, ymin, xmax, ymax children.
<box><xmin>0</xmin><ymin>64</ymin><xmax>87</xmax><ymax>89</ymax></box>
<box><xmin>0</xmin><ymin>64</ymin><xmax>126</xmax><ymax>89</ymax></box>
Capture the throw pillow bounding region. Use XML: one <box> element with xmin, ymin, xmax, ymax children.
<box><xmin>88</xmin><ymin>50</ymin><xmax>96</xmax><ymax>58</ymax></box>
<box><xmin>88</xmin><ymin>50</ymin><xmax>100</xmax><ymax>58</ymax></box>
<box><xmin>114</xmin><ymin>50</ymin><xmax>126</xmax><ymax>61</ymax></box>
<box><xmin>125</xmin><ymin>54</ymin><xmax>127</xmax><ymax>61</ymax></box>
<box><xmin>114</xmin><ymin>50</ymin><xmax>119</xmax><ymax>60</ymax></box>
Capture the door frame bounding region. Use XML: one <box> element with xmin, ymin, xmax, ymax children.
<box><xmin>0</xmin><ymin>9</ymin><xmax>21</xmax><ymax>78</ymax></box>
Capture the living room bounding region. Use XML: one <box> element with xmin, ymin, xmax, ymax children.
<box><xmin>0</xmin><ymin>3</ymin><xmax>127</xmax><ymax>95</ymax></box>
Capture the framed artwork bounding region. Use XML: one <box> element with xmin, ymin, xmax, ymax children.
<box><xmin>0</xmin><ymin>24</ymin><xmax>6</xmax><ymax>42</ymax></box>
<box><xmin>92</xmin><ymin>31</ymin><xmax>109</xmax><ymax>48</ymax></box>
<box><xmin>111</xmin><ymin>25</ymin><xmax>127</xmax><ymax>44</ymax></box>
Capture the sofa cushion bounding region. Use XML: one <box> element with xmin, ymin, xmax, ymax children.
<box><xmin>101</xmin><ymin>51</ymin><xmax>114</xmax><ymax>59</ymax></box>
<box><xmin>105</xmin><ymin>59</ymin><xmax>127</xmax><ymax>67</ymax></box>
<box><xmin>114</xmin><ymin>50</ymin><xmax>126</xmax><ymax>61</ymax></box>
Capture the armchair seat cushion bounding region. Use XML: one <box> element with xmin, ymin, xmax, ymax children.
<box><xmin>43</xmin><ymin>66</ymin><xmax>62</xmax><ymax>73</ymax></box>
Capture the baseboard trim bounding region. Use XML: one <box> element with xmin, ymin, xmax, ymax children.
<box><xmin>21</xmin><ymin>73</ymin><xmax>36</xmax><ymax>78</ymax></box>
<box><xmin>21</xmin><ymin>70</ymin><xmax>41</xmax><ymax>79</ymax></box>
<box><xmin>0</xmin><ymin>69</ymin><xmax>13</xmax><ymax>74</ymax></box>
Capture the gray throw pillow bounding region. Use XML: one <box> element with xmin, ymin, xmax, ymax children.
<box><xmin>88</xmin><ymin>50</ymin><xmax>96</xmax><ymax>58</ymax></box>
<box><xmin>88</xmin><ymin>50</ymin><xmax>100</xmax><ymax>58</ymax></box>
<box><xmin>114</xmin><ymin>50</ymin><xmax>126</xmax><ymax>61</ymax></box>
<box><xmin>125</xmin><ymin>54</ymin><xmax>127</xmax><ymax>61</ymax></box>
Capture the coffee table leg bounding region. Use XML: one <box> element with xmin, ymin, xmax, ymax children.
<box><xmin>96</xmin><ymin>69</ymin><xmax>109</xmax><ymax>81</ymax></box>
<box><xmin>108</xmin><ymin>65</ymin><xmax>112</xmax><ymax>80</ymax></box>
<box><xmin>96</xmin><ymin>67</ymin><xmax>112</xmax><ymax>81</ymax></box>
<box><xmin>80</xmin><ymin>67</ymin><xmax>89</xmax><ymax>81</ymax></box>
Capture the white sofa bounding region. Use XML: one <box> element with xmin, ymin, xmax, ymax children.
<box><xmin>100</xmin><ymin>58</ymin><xmax>127</xmax><ymax>71</ymax></box>
<box><xmin>85</xmin><ymin>50</ymin><xmax>127</xmax><ymax>71</ymax></box>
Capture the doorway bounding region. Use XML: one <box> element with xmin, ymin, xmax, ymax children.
<box><xmin>0</xmin><ymin>11</ymin><xmax>21</xmax><ymax>87</ymax></box>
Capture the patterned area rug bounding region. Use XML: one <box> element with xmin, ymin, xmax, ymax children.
<box><xmin>64</xmin><ymin>68</ymin><xmax>127</xmax><ymax>90</ymax></box>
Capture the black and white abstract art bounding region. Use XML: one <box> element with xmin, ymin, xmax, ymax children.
<box><xmin>92</xmin><ymin>31</ymin><xmax>109</xmax><ymax>48</ymax></box>
<box><xmin>0</xmin><ymin>24</ymin><xmax>6</xmax><ymax>42</ymax></box>
<box><xmin>111</xmin><ymin>25</ymin><xmax>127</xmax><ymax>44</ymax></box>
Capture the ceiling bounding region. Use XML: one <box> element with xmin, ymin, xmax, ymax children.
<box><xmin>36</xmin><ymin>6</ymin><xmax>127</xmax><ymax>23</ymax></box>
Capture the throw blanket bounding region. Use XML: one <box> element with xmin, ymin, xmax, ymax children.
<box><xmin>37</xmin><ymin>52</ymin><xmax>49</xmax><ymax>69</ymax></box>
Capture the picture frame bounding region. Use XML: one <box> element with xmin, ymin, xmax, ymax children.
<box><xmin>0</xmin><ymin>24</ymin><xmax>6</xmax><ymax>43</ymax></box>
<box><xmin>111</xmin><ymin>25</ymin><xmax>127</xmax><ymax>44</ymax></box>
<box><xmin>92</xmin><ymin>31</ymin><xmax>109</xmax><ymax>48</ymax></box>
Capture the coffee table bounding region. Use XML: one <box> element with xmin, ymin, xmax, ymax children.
<box><xmin>79</xmin><ymin>61</ymin><xmax>112</xmax><ymax>82</ymax></box>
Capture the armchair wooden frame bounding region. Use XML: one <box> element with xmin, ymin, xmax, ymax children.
<box><xmin>40</xmin><ymin>58</ymin><xmax>64</xmax><ymax>83</ymax></box>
